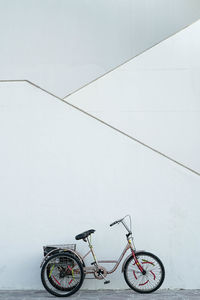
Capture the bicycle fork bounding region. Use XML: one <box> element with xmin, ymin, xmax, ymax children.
<box><xmin>129</xmin><ymin>239</ymin><xmax>146</xmax><ymax>275</ymax></box>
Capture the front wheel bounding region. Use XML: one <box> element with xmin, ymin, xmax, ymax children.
<box><xmin>124</xmin><ymin>251</ymin><xmax>165</xmax><ymax>293</ymax></box>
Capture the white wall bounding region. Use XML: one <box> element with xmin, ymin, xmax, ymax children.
<box><xmin>0</xmin><ymin>1</ymin><xmax>200</xmax><ymax>291</ymax></box>
<box><xmin>67</xmin><ymin>20</ymin><xmax>200</xmax><ymax>173</ymax></box>
<box><xmin>0</xmin><ymin>82</ymin><xmax>200</xmax><ymax>289</ymax></box>
<box><xmin>0</xmin><ymin>0</ymin><xmax>200</xmax><ymax>97</ymax></box>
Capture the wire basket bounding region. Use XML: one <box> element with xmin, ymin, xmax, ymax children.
<box><xmin>43</xmin><ymin>244</ymin><xmax>76</xmax><ymax>257</ymax></box>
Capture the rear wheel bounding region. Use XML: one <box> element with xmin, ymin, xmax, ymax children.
<box><xmin>41</xmin><ymin>253</ymin><xmax>84</xmax><ymax>297</ymax></box>
<box><xmin>124</xmin><ymin>251</ymin><xmax>165</xmax><ymax>293</ymax></box>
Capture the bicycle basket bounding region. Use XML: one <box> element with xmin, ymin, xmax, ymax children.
<box><xmin>43</xmin><ymin>244</ymin><xmax>76</xmax><ymax>257</ymax></box>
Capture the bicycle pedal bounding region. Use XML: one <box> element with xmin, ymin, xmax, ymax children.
<box><xmin>104</xmin><ymin>280</ymin><xmax>110</xmax><ymax>284</ymax></box>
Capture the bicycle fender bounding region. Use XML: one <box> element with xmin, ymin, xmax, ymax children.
<box><xmin>40</xmin><ymin>248</ymin><xmax>85</xmax><ymax>268</ymax></box>
<box><xmin>121</xmin><ymin>250</ymin><xmax>145</xmax><ymax>273</ymax></box>
<box><xmin>40</xmin><ymin>248</ymin><xmax>60</xmax><ymax>268</ymax></box>
<box><xmin>69</xmin><ymin>249</ymin><xmax>85</xmax><ymax>266</ymax></box>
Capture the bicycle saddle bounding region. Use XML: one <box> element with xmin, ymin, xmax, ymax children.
<box><xmin>75</xmin><ymin>229</ymin><xmax>95</xmax><ymax>240</ymax></box>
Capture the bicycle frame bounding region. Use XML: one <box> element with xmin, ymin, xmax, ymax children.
<box><xmin>40</xmin><ymin>215</ymin><xmax>145</xmax><ymax>278</ymax></box>
<box><xmin>82</xmin><ymin>240</ymin><xmax>133</xmax><ymax>275</ymax></box>
<box><xmin>80</xmin><ymin>215</ymin><xmax>145</xmax><ymax>277</ymax></box>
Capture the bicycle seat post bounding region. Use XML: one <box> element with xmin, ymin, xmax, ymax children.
<box><xmin>86</xmin><ymin>235</ymin><xmax>99</xmax><ymax>267</ymax></box>
<box><xmin>86</xmin><ymin>235</ymin><xmax>110</xmax><ymax>285</ymax></box>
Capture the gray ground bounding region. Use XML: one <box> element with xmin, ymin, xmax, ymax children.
<box><xmin>0</xmin><ymin>290</ymin><xmax>199</xmax><ymax>300</ymax></box>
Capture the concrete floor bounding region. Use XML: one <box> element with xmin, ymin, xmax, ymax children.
<box><xmin>0</xmin><ymin>290</ymin><xmax>200</xmax><ymax>300</ymax></box>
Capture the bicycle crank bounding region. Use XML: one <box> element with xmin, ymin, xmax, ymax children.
<box><xmin>94</xmin><ymin>266</ymin><xmax>108</xmax><ymax>280</ymax></box>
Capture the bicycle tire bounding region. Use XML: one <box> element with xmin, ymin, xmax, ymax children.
<box><xmin>124</xmin><ymin>251</ymin><xmax>165</xmax><ymax>293</ymax></box>
<box><xmin>46</xmin><ymin>251</ymin><xmax>85</xmax><ymax>292</ymax></box>
<box><xmin>41</xmin><ymin>252</ymin><xmax>84</xmax><ymax>297</ymax></box>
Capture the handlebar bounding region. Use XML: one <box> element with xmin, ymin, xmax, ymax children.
<box><xmin>110</xmin><ymin>215</ymin><xmax>132</xmax><ymax>234</ymax></box>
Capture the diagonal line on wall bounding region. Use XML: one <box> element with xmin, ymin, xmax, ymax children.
<box><xmin>0</xmin><ymin>79</ymin><xmax>199</xmax><ymax>176</ymax></box>
<box><xmin>62</xmin><ymin>18</ymin><xmax>200</xmax><ymax>100</ymax></box>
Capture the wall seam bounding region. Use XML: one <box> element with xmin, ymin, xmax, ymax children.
<box><xmin>0</xmin><ymin>79</ymin><xmax>199</xmax><ymax>176</ymax></box>
<box><xmin>62</xmin><ymin>18</ymin><xmax>200</xmax><ymax>99</ymax></box>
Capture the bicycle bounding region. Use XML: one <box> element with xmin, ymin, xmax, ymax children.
<box><xmin>40</xmin><ymin>215</ymin><xmax>165</xmax><ymax>297</ymax></box>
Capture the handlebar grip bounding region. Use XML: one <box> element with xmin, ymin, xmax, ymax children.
<box><xmin>110</xmin><ymin>221</ymin><xmax>118</xmax><ymax>227</ymax></box>
<box><xmin>110</xmin><ymin>217</ymin><xmax>124</xmax><ymax>227</ymax></box>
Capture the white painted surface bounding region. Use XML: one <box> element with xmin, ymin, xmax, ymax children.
<box><xmin>0</xmin><ymin>82</ymin><xmax>200</xmax><ymax>289</ymax></box>
<box><xmin>67</xmin><ymin>20</ymin><xmax>200</xmax><ymax>173</ymax></box>
<box><xmin>0</xmin><ymin>0</ymin><xmax>200</xmax><ymax>97</ymax></box>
